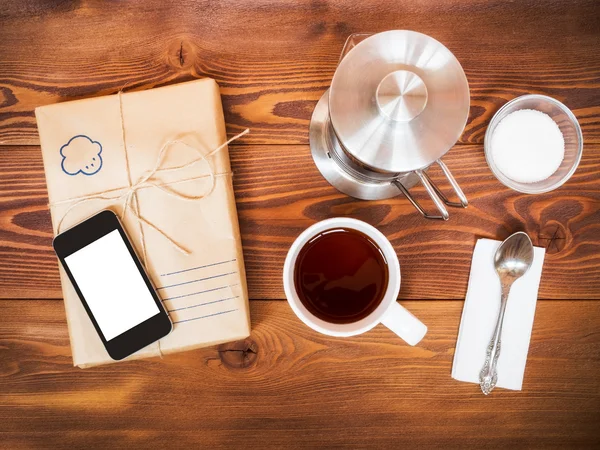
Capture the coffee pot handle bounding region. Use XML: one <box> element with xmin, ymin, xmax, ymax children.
<box><xmin>392</xmin><ymin>159</ymin><xmax>468</xmax><ymax>220</ymax></box>
<box><xmin>338</xmin><ymin>33</ymin><xmax>373</xmax><ymax>64</ymax></box>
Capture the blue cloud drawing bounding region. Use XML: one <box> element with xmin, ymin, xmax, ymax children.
<box><xmin>60</xmin><ymin>135</ymin><xmax>103</xmax><ymax>176</ymax></box>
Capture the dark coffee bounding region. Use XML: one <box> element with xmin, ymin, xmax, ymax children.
<box><xmin>293</xmin><ymin>227</ymin><xmax>389</xmax><ymax>324</ymax></box>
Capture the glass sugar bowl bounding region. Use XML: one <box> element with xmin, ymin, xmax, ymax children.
<box><xmin>484</xmin><ymin>94</ymin><xmax>583</xmax><ymax>194</ymax></box>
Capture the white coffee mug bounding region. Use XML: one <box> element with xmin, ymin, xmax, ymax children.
<box><xmin>283</xmin><ymin>217</ymin><xmax>427</xmax><ymax>345</ymax></box>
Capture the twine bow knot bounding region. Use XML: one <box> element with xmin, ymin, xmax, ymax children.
<box><xmin>51</xmin><ymin>90</ymin><xmax>249</xmax><ymax>262</ymax></box>
<box><xmin>52</xmin><ymin>129</ymin><xmax>248</xmax><ymax>259</ymax></box>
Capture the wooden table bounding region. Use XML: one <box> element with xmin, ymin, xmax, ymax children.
<box><xmin>1</xmin><ymin>1</ymin><xmax>599</xmax><ymax>448</ymax></box>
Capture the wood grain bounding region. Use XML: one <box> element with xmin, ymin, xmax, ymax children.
<box><xmin>0</xmin><ymin>0</ymin><xmax>599</xmax><ymax>145</ymax></box>
<box><xmin>1</xmin><ymin>1</ymin><xmax>599</xmax><ymax>448</ymax></box>
<box><xmin>0</xmin><ymin>299</ymin><xmax>598</xmax><ymax>448</ymax></box>
<box><xmin>1</xmin><ymin>143</ymin><xmax>598</xmax><ymax>300</ymax></box>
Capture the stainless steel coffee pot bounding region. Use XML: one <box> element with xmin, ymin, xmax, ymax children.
<box><xmin>310</xmin><ymin>31</ymin><xmax>470</xmax><ymax>220</ymax></box>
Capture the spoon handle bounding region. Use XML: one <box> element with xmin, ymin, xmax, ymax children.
<box><xmin>479</xmin><ymin>284</ymin><xmax>510</xmax><ymax>395</ymax></box>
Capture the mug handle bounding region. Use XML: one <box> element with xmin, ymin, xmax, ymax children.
<box><xmin>381</xmin><ymin>302</ymin><xmax>428</xmax><ymax>346</ymax></box>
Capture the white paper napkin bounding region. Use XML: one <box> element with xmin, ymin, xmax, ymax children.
<box><xmin>452</xmin><ymin>238</ymin><xmax>546</xmax><ymax>391</ymax></box>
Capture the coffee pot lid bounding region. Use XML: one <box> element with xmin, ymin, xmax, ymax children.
<box><xmin>328</xmin><ymin>30</ymin><xmax>470</xmax><ymax>173</ymax></box>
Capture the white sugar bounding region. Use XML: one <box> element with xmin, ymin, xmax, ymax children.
<box><xmin>491</xmin><ymin>109</ymin><xmax>564</xmax><ymax>183</ymax></box>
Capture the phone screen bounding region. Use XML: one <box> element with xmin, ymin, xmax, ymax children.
<box><xmin>64</xmin><ymin>229</ymin><xmax>160</xmax><ymax>341</ymax></box>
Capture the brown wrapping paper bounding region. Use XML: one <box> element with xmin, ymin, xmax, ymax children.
<box><xmin>35</xmin><ymin>79</ymin><xmax>251</xmax><ymax>368</ymax></box>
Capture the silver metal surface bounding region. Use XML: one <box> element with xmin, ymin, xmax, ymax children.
<box><xmin>310</xmin><ymin>90</ymin><xmax>420</xmax><ymax>200</ymax></box>
<box><xmin>309</xmin><ymin>31</ymin><xmax>469</xmax><ymax>218</ymax></box>
<box><xmin>430</xmin><ymin>159</ymin><xmax>468</xmax><ymax>208</ymax></box>
<box><xmin>310</xmin><ymin>90</ymin><xmax>467</xmax><ymax>214</ymax></box>
<box><xmin>376</xmin><ymin>70</ymin><xmax>428</xmax><ymax>122</ymax></box>
<box><xmin>328</xmin><ymin>30</ymin><xmax>470</xmax><ymax>173</ymax></box>
<box><xmin>479</xmin><ymin>232</ymin><xmax>534</xmax><ymax>395</ymax></box>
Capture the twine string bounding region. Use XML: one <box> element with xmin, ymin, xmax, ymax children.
<box><xmin>50</xmin><ymin>90</ymin><xmax>249</xmax><ymax>258</ymax></box>
<box><xmin>49</xmin><ymin>87</ymin><xmax>248</xmax><ymax>357</ymax></box>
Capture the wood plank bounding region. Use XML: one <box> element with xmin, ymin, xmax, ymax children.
<box><xmin>0</xmin><ymin>299</ymin><xmax>598</xmax><ymax>448</ymax></box>
<box><xmin>1</xmin><ymin>143</ymin><xmax>599</xmax><ymax>300</ymax></box>
<box><xmin>0</xmin><ymin>0</ymin><xmax>599</xmax><ymax>145</ymax></box>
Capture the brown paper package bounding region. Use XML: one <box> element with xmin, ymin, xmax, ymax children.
<box><xmin>35</xmin><ymin>79</ymin><xmax>251</xmax><ymax>368</ymax></box>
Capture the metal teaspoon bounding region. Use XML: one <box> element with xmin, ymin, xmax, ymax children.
<box><xmin>479</xmin><ymin>231</ymin><xmax>534</xmax><ymax>395</ymax></box>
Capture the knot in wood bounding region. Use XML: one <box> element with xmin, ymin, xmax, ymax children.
<box><xmin>538</xmin><ymin>221</ymin><xmax>567</xmax><ymax>254</ymax></box>
<box><xmin>0</xmin><ymin>86</ymin><xmax>17</xmax><ymax>108</ymax></box>
<box><xmin>218</xmin><ymin>337</ymin><xmax>258</xmax><ymax>369</ymax></box>
<box><xmin>167</xmin><ymin>39</ymin><xmax>195</xmax><ymax>70</ymax></box>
